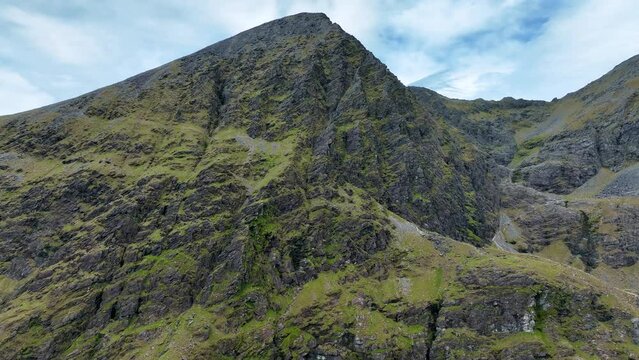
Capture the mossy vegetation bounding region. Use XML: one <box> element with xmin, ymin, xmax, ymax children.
<box><xmin>2</xmin><ymin>12</ymin><xmax>639</xmax><ymax>360</ymax></box>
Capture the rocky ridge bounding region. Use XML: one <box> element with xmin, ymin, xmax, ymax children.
<box><xmin>411</xmin><ymin>52</ymin><xmax>639</xmax><ymax>321</ymax></box>
<box><xmin>0</xmin><ymin>12</ymin><xmax>638</xmax><ymax>360</ymax></box>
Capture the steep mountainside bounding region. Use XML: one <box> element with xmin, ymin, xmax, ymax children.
<box><xmin>1</xmin><ymin>13</ymin><xmax>639</xmax><ymax>360</ymax></box>
<box><xmin>413</xmin><ymin>54</ymin><xmax>639</xmax><ymax>195</ymax></box>
<box><xmin>409</xmin><ymin>87</ymin><xmax>548</xmax><ymax>166</ymax></box>
<box><xmin>411</xmin><ymin>54</ymin><xmax>639</xmax><ymax>315</ymax></box>
<box><xmin>510</xmin><ymin>55</ymin><xmax>639</xmax><ymax>195</ymax></box>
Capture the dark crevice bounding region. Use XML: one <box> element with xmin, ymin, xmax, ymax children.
<box><xmin>118</xmin><ymin>247</ymin><xmax>126</xmax><ymax>267</ymax></box>
<box><xmin>109</xmin><ymin>302</ymin><xmax>118</xmax><ymax>320</ymax></box>
<box><xmin>192</xmin><ymin>68</ymin><xmax>226</xmax><ymax>171</ymax></box>
<box><xmin>593</xmin><ymin>128</ymin><xmax>604</xmax><ymax>167</ymax></box>
<box><xmin>135</xmin><ymin>296</ymin><xmax>143</xmax><ymax>316</ymax></box>
<box><xmin>94</xmin><ymin>291</ymin><xmax>104</xmax><ymax>312</ymax></box>
<box><xmin>208</xmin><ymin>70</ymin><xmax>225</xmax><ymax>135</ymax></box>
<box><xmin>533</xmin><ymin>291</ymin><xmax>548</xmax><ymax>333</ymax></box>
<box><xmin>567</xmin><ymin>211</ymin><xmax>600</xmax><ymax>271</ymax></box>
<box><xmin>426</xmin><ymin>299</ymin><xmax>442</xmax><ymax>360</ymax></box>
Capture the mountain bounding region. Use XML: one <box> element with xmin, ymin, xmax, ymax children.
<box><xmin>411</xmin><ymin>52</ymin><xmax>639</xmax><ymax>326</ymax></box>
<box><xmin>1</xmin><ymin>13</ymin><xmax>638</xmax><ymax>359</ymax></box>
<box><xmin>412</xmin><ymin>54</ymin><xmax>639</xmax><ymax>195</ymax></box>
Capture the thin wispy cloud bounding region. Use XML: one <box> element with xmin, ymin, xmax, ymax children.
<box><xmin>203</xmin><ymin>1</ymin><xmax>280</xmax><ymax>35</ymax></box>
<box><xmin>389</xmin><ymin>0</ymin><xmax>524</xmax><ymax>46</ymax></box>
<box><xmin>2</xmin><ymin>6</ymin><xmax>103</xmax><ymax>65</ymax></box>
<box><xmin>0</xmin><ymin>0</ymin><xmax>638</xmax><ymax>115</ymax></box>
<box><xmin>0</xmin><ymin>69</ymin><xmax>54</xmax><ymax>114</ymax></box>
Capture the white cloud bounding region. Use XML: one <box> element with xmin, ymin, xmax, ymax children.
<box><xmin>48</xmin><ymin>74</ymin><xmax>80</xmax><ymax>89</ymax></box>
<box><xmin>202</xmin><ymin>0</ymin><xmax>280</xmax><ymax>35</ymax></box>
<box><xmin>0</xmin><ymin>69</ymin><xmax>54</xmax><ymax>115</ymax></box>
<box><xmin>1</xmin><ymin>0</ymin><xmax>638</xmax><ymax>108</ymax></box>
<box><xmin>286</xmin><ymin>0</ymin><xmax>381</xmax><ymax>43</ymax></box>
<box><xmin>1</xmin><ymin>6</ymin><xmax>103</xmax><ymax>65</ymax></box>
<box><xmin>390</xmin><ymin>0</ymin><xmax>523</xmax><ymax>46</ymax></box>
<box><xmin>385</xmin><ymin>51</ymin><xmax>443</xmax><ymax>85</ymax></box>
<box><xmin>408</xmin><ymin>0</ymin><xmax>639</xmax><ymax>100</ymax></box>
<box><xmin>509</xmin><ymin>0</ymin><xmax>639</xmax><ymax>99</ymax></box>
<box><xmin>416</xmin><ymin>54</ymin><xmax>516</xmax><ymax>99</ymax></box>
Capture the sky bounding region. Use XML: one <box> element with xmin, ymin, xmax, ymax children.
<box><xmin>1</xmin><ymin>0</ymin><xmax>638</xmax><ymax>115</ymax></box>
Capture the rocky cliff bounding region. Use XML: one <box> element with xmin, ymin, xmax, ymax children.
<box><xmin>411</xmin><ymin>50</ymin><xmax>639</xmax><ymax>353</ymax></box>
<box><xmin>1</xmin><ymin>13</ymin><xmax>638</xmax><ymax>359</ymax></box>
<box><xmin>412</xmin><ymin>55</ymin><xmax>639</xmax><ymax>195</ymax></box>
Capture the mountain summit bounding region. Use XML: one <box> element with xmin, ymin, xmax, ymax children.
<box><xmin>1</xmin><ymin>13</ymin><xmax>638</xmax><ymax>359</ymax></box>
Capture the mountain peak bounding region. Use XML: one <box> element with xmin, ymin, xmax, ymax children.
<box><xmin>229</xmin><ymin>11</ymin><xmax>334</xmax><ymax>38</ymax></box>
<box><xmin>197</xmin><ymin>12</ymin><xmax>337</xmax><ymax>57</ymax></box>
<box><xmin>2</xmin><ymin>12</ymin><xmax>639</xmax><ymax>360</ymax></box>
<box><xmin>271</xmin><ymin>11</ymin><xmax>331</xmax><ymax>24</ymax></box>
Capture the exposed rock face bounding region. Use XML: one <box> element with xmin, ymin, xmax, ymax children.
<box><xmin>413</xmin><ymin>56</ymin><xmax>639</xmax><ymax>195</ymax></box>
<box><xmin>498</xmin><ymin>180</ymin><xmax>639</xmax><ymax>274</ymax></box>
<box><xmin>498</xmin><ymin>183</ymin><xmax>601</xmax><ymax>268</ymax></box>
<box><xmin>599</xmin><ymin>165</ymin><xmax>639</xmax><ymax>197</ymax></box>
<box><xmin>411</xmin><ymin>56</ymin><xmax>639</xmax><ymax>301</ymax></box>
<box><xmin>430</xmin><ymin>268</ymin><xmax>632</xmax><ymax>360</ymax></box>
<box><xmin>410</xmin><ymin>87</ymin><xmax>547</xmax><ymax>166</ymax></box>
<box><xmin>514</xmin><ymin>56</ymin><xmax>639</xmax><ymax>194</ymax></box>
<box><xmin>0</xmin><ymin>12</ymin><xmax>638</xmax><ymax>360</ymax></box>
